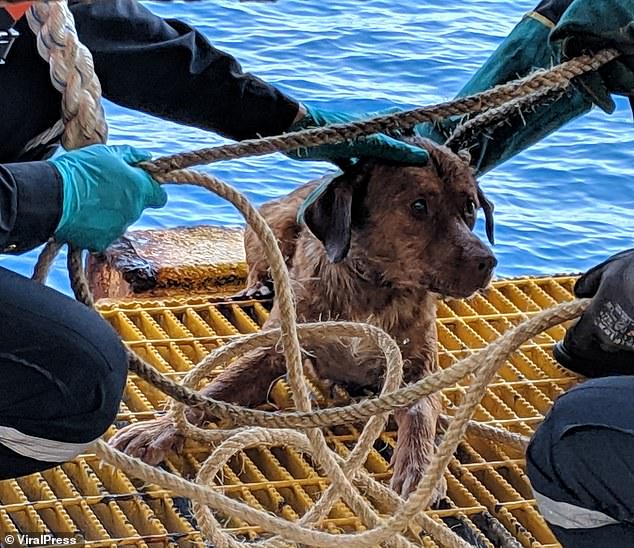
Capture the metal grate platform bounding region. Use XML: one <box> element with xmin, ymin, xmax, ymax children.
<box><xmin>0</xmin><ymin>276</ymin><xmax>582</xmax><ymax>547</ymax></box>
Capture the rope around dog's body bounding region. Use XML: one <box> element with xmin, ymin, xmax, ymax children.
<box><xmin>66</xmin><ymin>168</ymin><xmax>577</xmax><ymax>438</ymax></box>
<box><xmin>27</xmin><ymin>2</ymin><xmax>608</xmax><ymax>544</ymax></box>
<box><xmin>68</xmin><ymin>44</ymin><xmax>596</xmax><ymax>548</ymax></box>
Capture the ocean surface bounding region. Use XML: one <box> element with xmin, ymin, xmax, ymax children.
<box><xmin>3</xmin><ymin>0</ymin><xmax>632</xmax><ymax>293</ymax></box>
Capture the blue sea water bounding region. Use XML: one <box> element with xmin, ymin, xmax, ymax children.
<box><xmin>2</xmin><ymin>0</ymin><xmax>632</xmax><ymax>293</ymax></box>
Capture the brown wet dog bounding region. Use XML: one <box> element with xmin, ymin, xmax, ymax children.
<box><xmin>110</xmin><ymin>139</ymin><xmax>497</xmax><ymax>501</ymax></box>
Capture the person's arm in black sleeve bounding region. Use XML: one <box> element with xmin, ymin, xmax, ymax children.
<box><xmin>65</xmin><ymin>0</ymin><xmax>429</xmax><ymax>166</ymax></box>
<box><xmin>68</xmin><ymin>0</ymin><xmax>301</xmax><ymax>141</ymax></box>
<box><xmin>0</xmin><ymin>162</ymin><xmax>62</xmax><ymax>254</ymax></box>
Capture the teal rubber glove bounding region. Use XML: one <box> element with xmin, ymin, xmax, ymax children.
<box><xmin>288</xmin><ymin>105</ymin><xmax>429</xmax><ymax>165</ymax></box>
<box><xmin>50</xmin><ymin>144</ymin><xmax>167</xmax><ymax>252</ymax></box>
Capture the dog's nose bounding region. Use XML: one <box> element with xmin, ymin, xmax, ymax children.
<box><xmin>475</xmin><ymin>254</ymin><xmax>497</xmax><ymax>272</ymax></box>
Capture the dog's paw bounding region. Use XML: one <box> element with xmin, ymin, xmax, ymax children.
<box><xmin>390</xmin><ymin>463</ymin><xmax>447</xmax><ymax>505</ymax></box>
<box><xmin>231</xmin><ymin>280</ymin><xmax>274</xmax><ymax>301</ymax></box>
<box><xmin>108</xmin><ymin>416</ymin><xmax>185</xmax><ymax>465</ymax></box>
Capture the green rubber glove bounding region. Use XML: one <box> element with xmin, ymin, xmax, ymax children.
<box><xmin>416</xmin><ymin>11</ymin><xmax>594</xmax><ymax>174</ymax></box>
<box><xmin>50</xmin><ymin>144</ymin><xmax>167</xmax><ymax>252</ymax></box>
<box><xmin>288</xmin><ymin>105</ymin><xmax>429</xmax><ymax>165</ymax></box>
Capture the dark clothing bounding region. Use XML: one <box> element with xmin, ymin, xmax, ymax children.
<box><xmin>0</xmin><ymin>267</ymin><xmax>128</xmax><ymax>479</ymax></box>
<box><xmin>0</xmin><ymin>0</ymin><xmax>299</xmax><ymax>477</ymax></box>
<box><xmin>70</xmin><ymin>0</ymin><xmax>299</xmax><ymax>142</ymax></box>
<box><xmin>527</xmin><ymin>376</ymin><xmax>634</xmax><ymax>547</ymax></box>
<box><xmin>521</xmin><ymin>5</ymin><xmax>634</xmax><ymax>532</ymax></box>
<box><xmin>0</xmin><ymin>162</ymin><xmax>62</xmax><ymax>254</ymax></box>
<box><xmin>0</xmin><ymin>0</ymin><xmax>299</xmax><ymax>254</ymax></box>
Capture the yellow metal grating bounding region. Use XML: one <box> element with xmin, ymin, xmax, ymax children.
<box><xmin>0</xmin><ymin>276</ymin><xmax>583</xmax><ymax>547</ymax></box>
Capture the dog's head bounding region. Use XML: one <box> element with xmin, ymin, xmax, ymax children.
<box><xmin>302</xmin><ymin>140</ymin><xmax>497</xmax><ymax>298</ymax></box>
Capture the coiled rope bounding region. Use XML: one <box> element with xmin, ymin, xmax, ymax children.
<box><xmin>23</xmin><ymin>1</ymin><xmax>613</xmax><ymax>545</ymax></box>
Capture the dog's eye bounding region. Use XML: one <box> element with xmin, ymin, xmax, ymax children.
<box><xmin>411</xmin><ymin>199</ymin><xmax>428</xmax><ymax>218</ymax></box>
<box><xmin>464</xmin><ymin>199</ymin><xmax>476</xmax><ymax>217</ymax></box>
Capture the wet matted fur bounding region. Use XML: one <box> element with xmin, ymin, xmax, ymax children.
<box><xmin>111</xmin><ymin>139</ymin><xmax>497</xmax><ymax>502</ymax></box>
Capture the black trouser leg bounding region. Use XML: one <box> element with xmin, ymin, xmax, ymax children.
<box><xmin>527</xmin><ymin>376</ymin><xmax>634</xmax><ymax>547</ymax></box>
<box><xmin>0</xmin><ymin>266</ymin><xmax>127</xmax><ymax>479</ymax></box>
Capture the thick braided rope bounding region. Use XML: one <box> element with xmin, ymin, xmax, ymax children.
<box><xmin>27</xmin><ymin>1</ymin><xmax>108</xmax><ymax>282</ymax></box>
<box><xmin>141</xmin><ymin>48</ymin><xmax>618</xmax><ymax>174</ymax></box>
<box><xmin>444</xmin><ymin>84</ymin><xmax>565</xmax><ymax>151</ymax></box>
<box><xmin>26</xmin><ymin>2</ymin><xmax>107</xmax><ymax>148</ymax></box>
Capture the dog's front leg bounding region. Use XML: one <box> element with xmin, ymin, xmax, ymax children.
<box><xmin>109</xmin><ymin>347</ymin><xmax>287</xmax><ymax>464</ymax></box>
<box><xmin>390</xmin><ymin>392</ymin><xmax>446</xmax><ymax>503</ymax></box>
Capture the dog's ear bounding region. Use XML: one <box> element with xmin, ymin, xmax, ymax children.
<box><xmin>301</xmin><ymin>166</ymin><xmax>369</xmax><ymax>263</ymax></box>
<box><xmin>477</xmin><ymin>185</ymin><xmax>495</xmax><ymax>245</ymax></box>
<box><xmin>302</xmin><ymin>173</ymin><xmax>355</xmax><ymax>263</ymax></box>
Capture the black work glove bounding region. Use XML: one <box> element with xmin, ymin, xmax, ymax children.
<box><xmin>550</xmin><ymin>0</ymin><xmax>634</xmax><ymax>115</ymax></box>
<box><xmin>554</xmin><ymin>249</ymin><xmax>634</xmax><ymax>377</ymax></box>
